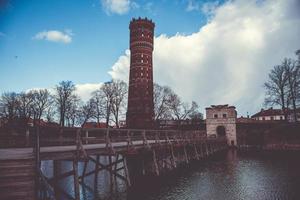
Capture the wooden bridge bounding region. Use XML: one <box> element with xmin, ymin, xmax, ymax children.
<box><xmin>0</xmin><ymin>127</ymin><xmax>228</xmax><ymax>200</ymax></box>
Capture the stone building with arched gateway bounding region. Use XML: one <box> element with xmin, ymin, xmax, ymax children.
<box><xmin>206</xmin><ymin>105</ymin><xmax>237</xmax><ymax>146</ymax></box>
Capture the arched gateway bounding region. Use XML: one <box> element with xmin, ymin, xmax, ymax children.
<box><xmin>216</xmin><ymin>126</ymin><xmax>226</xmax><ymax>137</ymax></box>
<box><xmin>205</xmin><ymin>105</ymin><xmax>237</xmax><ymax>146</ymax></box>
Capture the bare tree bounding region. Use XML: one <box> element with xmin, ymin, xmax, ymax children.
<box><xmin>167</xmin><ymin>93</ymin><xmax>199</xmax><ymax>120</ymax></box>
<box><xmin>188</xmin><ymin>108</ymin><xmax>204</xmax><ymax>120</ymax></box>
<box><xmin>17</xmin><ymin>91</ymin><xmax>35</xmax><ymax>125</ymax></box>
<box><xmin>153</xmin><ymin>83</ymin><xmax>172</xmax><ymax>120</ymax></box>
<box><xmin>31</xmin><ymin>89</ymin><xmax>53</xmax><ymax>125</ymax></box>
<box><xmin>295</xmin><ymin>49</ymin><xmax>300</xmax><ymax>106</ymax></box>
<box><xmin>90</xmin><ymin>90</ymin><xmax>105</xmax><ymax>124</ymax></box>
<box><xmin>54</xmin><ymin>81</ymin><xmax>76</xmax><ymax>127</ymax></box>
<box><xmin>296</xmin><ymin>50</ymin><xmax>300</xmax><ymax>108</ymax></box>
<box><xmin>296</xmin><ymin>49</ymin><xmax>300</xmax><ymax>61</ymax></box>
<box><xmin>264</xmin><ymin>64</ymin><xmax>289</xmax><ymax>120</ymax></box>
<box><xmin>45</xmin><ymin>106</ymin><xmax>56</xmax><ymax>123</ymax></box>
<box><xmin>0</xmin><ymin>92</ymin><xmax>19</xmax><ymax>123</ymax></box>
<box><xmin>100</xmin><ymin>82</ymin><xmax>114</xmax><ymax>128</ymax></box>
<box><xmin>91</xmin><ymin>80</ymin><xmax>128</xmax><ymax>128</ymax></box>
<box><xmin>283</xmin><ymin>58</ymin><xmax>300</xmax><ymax>122</ymax></box>
<box><xmin>65</xmin><ymin>94</ymin><xmax>81</xmax><ymax>127</ymax></box>
<box><xmin>78</xmin><ymin>100</ymin><xmax>96</xmax><ymax>127</ymax></box>
<box><xmin>111</xmin><ymin>80</ymin><xmax>127</xmax><ymax>128</ymax></box>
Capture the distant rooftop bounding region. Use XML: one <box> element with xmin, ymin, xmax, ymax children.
<box><xmin>251</xmin><ymin>107</ymin><xmax>300</xmax><ymax>118</ymax></box>
<box><xmin>251</xmin><ymin>108</ymin><xmax>284</xmax><ymax>118</ymax></box>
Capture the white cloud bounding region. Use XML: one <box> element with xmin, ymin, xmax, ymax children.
<box><xmin>33</xmin><ymin>30</ymin><xmax>73</xmax><ymax>44</ymax></box>
<box><xmin>186</xmin><ymin>0</ymin><xmax>220</xmax><ymax>15</ymax></box>
<box><xmin>186</xmin><ymin>0</ymin><xmax>198</xmax><ymax>11</ymax></box>
<box><xmin>108</xmin><ymin>0</ymin><xmax>300</xmax><ymax>116</ymax></box>
<box><xmin>101</xmin><ymin>0</ymin><xmax>133</xmax><ymax>15</ymax></box>
<box><xmin>201</xmin><ymin>1</ymin><xmax>220</xmax><ymax>18</ymax></box>
<box><xmin>75</xmin><ymin>83</ymin><xmax>103</xmax><ymax>101</ymax></box>
<box><xmin>108</xmin><ymin>49</ymin><xmax>130</xmax><ymax>81</ymax></box>
<box><xmin>26</xmin><ymin>83</ymin><xmax>102</xmax><ymax>102</ymax></box>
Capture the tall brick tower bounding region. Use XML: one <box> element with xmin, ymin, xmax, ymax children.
<box><xmin>126</xmin><ymin>17</ymin><xmax>155</xmax><ymax>129</ymax></box>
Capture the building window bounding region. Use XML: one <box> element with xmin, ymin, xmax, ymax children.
<box><xmin>223</xmin><ymin>113</ymin><xmax>227</xmax><ymax>118</ymax></box>
<box><xmin>280</xmin><ymin>116</ymin><xmax>283</xmax><ymax>120</ymax></box>
<box><xmin>214</xmin><ymin>114</ymin><xmax>218</xmax><ymax>118</ymax></box>
<box><xmin>271</xmin><ymin>116</ymin><xmax>274</xmax><ymax>120</ymax></box>
<box><xmin>262</xmin><ymin>117</ymin><xmax>265</xmax><ymax>120</ymax></box>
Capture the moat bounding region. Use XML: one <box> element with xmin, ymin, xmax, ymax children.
<box><xmin>41</xmin><ymin>150</ymin><xmax>300</xmax><ymax>200</ymax></box>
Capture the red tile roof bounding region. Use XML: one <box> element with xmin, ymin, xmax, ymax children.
<box><xmin>82</xmin><ymin>122</ymin><xmax>107</xmax><ymax>128</ymax></box>
<box><xmin>251</xmin><ymin>108</ymin><xmax>284</xmax><ymax>118</ymax></box>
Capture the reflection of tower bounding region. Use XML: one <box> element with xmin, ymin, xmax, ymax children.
<box><xmin>126</xmin><ymin>17</ymin><xmax>155</xmax><ymax>129</ymax></box>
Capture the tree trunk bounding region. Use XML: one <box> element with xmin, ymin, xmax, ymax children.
<box><xmin>280</xmin><ymin>90</ymin><xmax>287</xmax><ymax>121</ymax></box>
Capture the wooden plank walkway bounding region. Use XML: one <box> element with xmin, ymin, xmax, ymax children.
<box><xmin>0</xmin><ymin>140</ymin><xmax>163</xmax><ymax>160</ymax></box>
<box><xmin>0</xmin><ymin>157</ymin><xmax>36</xmax><ymax>200</ymax></box>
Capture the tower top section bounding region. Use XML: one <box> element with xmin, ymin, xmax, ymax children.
<box><xmin>129</xmin><ymin>17</ymin><xmax>155</xmax><ymax>29</ymax></box>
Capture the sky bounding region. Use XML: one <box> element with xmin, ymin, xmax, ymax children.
<box><xmin>0</xmin><ymin>0</ymin><xmax>300</xmax><ymax>117</ymax></box>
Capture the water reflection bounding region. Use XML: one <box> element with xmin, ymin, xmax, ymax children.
<box><xmin>41</xmin><ymin>150</ymin><xmax>300</xmax><ymax>200</ymax></box>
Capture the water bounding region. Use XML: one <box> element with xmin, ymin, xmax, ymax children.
<box><xmin>41</xmin><ymin>150</ymin><xmax>300</xmax><ymax>200</ymax></box>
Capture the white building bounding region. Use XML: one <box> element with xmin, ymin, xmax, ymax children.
<box><xmin>251</xmin><ymin>108</ymin><xmax>285</xmax><ymax>121</ymax></box>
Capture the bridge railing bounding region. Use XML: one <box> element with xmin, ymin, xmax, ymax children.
<box><xmin>0</xmin><ymin>126</ymin><xmax>218</xmax><ymax>148</ymax></box>
<box><xmin>39</xmin><ymin>127</ymin><xmax>209</xmax><ymax>147</ymax></box>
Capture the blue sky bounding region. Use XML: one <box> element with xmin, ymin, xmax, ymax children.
<box><xmin>0</xmin><ymin>0</ymin><xmax>213</xmax><ymax>93</ymax></box>
<box><xmin>1</xmin><ymin>0</ymin><xmax>300</xmax><ymax>116</ymax></box>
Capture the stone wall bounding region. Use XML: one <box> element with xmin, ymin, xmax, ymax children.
<box><xmin>236</xmin><ymin>122</ymin><xmax>300</xmax><ymax>150</ymax></box>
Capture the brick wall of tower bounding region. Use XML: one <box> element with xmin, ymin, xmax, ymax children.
<box><xmin>126</xmin><ymin>18</ymin><xmax>155</xmax><ymax>129</ymax></box>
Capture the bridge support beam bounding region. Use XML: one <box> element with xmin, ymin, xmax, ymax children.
<box><xmin>73</xmin><ymin>160</ymin><xmax>80</xmax><ymax>200</ymax></box>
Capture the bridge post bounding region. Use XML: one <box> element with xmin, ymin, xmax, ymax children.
<box><xmin>109</xmin><ymin>155</ymin><xmax>114</xmax><ymax>191</ymax></box>
<box><xmin>152</xmin><ymin>150</ymin><xmax>160</xmax><ymax>176</ymax></box>
<box><xmin>26</xmin><ymin>128</ymin><xmax>30</xmax><ymax>146</ymax></box>
<box><xmin>207</xmin><ymin>143</ymin><xmax>211</xmax><ymax>155</ymax></box>
<box><xmin>94</xmin><ymin>155</ymin><xmax>100</xmax><ymax>192</ymax></box>
<box><xmin>85</xmin><ymin>130</ymin><xmax>89</xmax><ymax>144</ymax></box>
<box><xmin>142</xmin><ymin>130</ymin><xmax>150</xmax><ymax>149</ymax></box>
<box><xmin>166</xmin><ymin>131</ymin><xmax>177</xmax><ymax>168</ymax></box>
<box><xmin>183</xmin><ymin>144</ymin><xmax>189</xmax><ymax>164</ymax></box>
<box><xmin>81</xmin><ymin>159</ymin><xmax>88</xmax><ymax>182</ymax></box>
<box><xmin>73</xmin><ymin>160</ymin><xmax>80</xmax><ymax>200</ymax></box>
<box><xmin>193</xmin><ymin>143</ymin><xmax>200</xmax><ymax>160</ymax></box>
<box><xmin>105</xmin><ymin>128</ymin><xmax>115</xmax><ymax>154</ymax></box>
<box><xmin>198</xmin><ymin>143</ymin><xmax>202</xmax><ymax>158</ymax></box>
<box><xmin>205</xmin><ymin>142</ymin><xmax>209</xmax><ymax>156</ymax></box>
<box><xmin>123</xmin><ymin>156</ymin><xmax>131</xmax><ymax>186</ymax></box>
<box><xmin>155</xmin><ymin>131</ymin><xmax>161</xmax><ymax>146</ymax></box>
<box><xmin>34</xmin><ymin>126</ymin><xmax>40</xmax><ymax>200</ymax></box>
<box><xmin>127</xmin><ymin>130</ymin><xmax>134</xmax><ymax>151</ymax></box>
